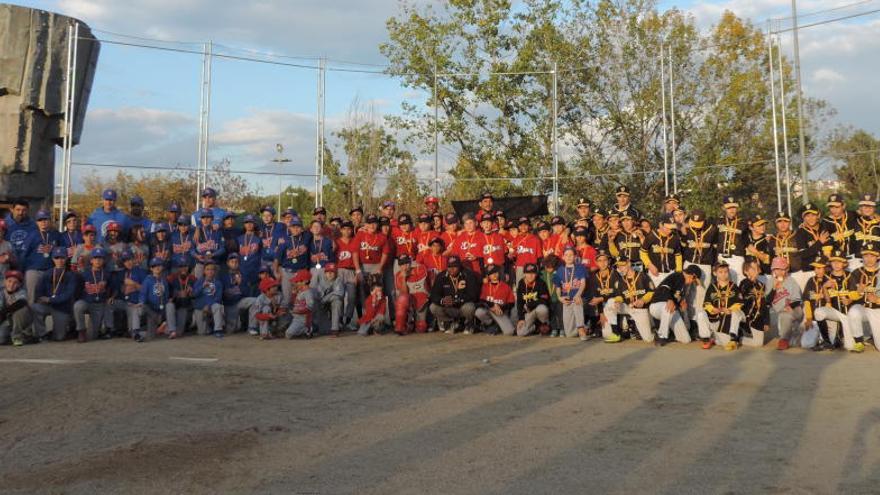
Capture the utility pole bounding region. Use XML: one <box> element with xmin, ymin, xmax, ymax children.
<box><xmin>790</xmin><ymin>0</ymin><xmax>810</xmax><ymax>202</ymax></box>
<box><xmin>433</xmin><ymin>62</ymin><xmax>440</xmax><ymax>196</ymax></box>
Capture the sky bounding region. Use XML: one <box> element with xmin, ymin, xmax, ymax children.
<box><xmin>9</xmin><ymin>0</ymin><xmax>880</xmax><ymax>196</ymax></box>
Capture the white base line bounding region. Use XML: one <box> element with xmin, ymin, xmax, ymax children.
<box><xmin>0</xmin><ymin>359</ymin><xmax>85</xmax><ymax>365</ymax></box>
<box><xmin>169</xmin><ymin>357</ymin><xmax>219</xmax><ymax>363</ymax></box>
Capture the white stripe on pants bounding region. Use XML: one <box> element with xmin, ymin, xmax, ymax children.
<box><xmin>649</xmin><ymin>301</ymin><xmax>691</xmax><ymax>343</ymax></box>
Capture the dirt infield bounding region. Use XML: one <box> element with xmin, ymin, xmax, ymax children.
<box><xmin>1</xmin><ymin>334</ymin><xmax>879</xmax><ymax>494</ymax></box>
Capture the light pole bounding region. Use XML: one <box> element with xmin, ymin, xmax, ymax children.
<box><xmin>790</xmin><ymin>0</ymin><xmax>810</xmax><ymax>202</ymax></box>
<box><xmin>272</xmin><ymin>143</ymin><xmax>291</xmax><ymax>211</ymax></box>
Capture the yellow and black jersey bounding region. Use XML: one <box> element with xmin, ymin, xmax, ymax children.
<box><xmin>822</xmin><ymin>212</ymin><xmax>859</xmax><ymax>257</ymax></box>
<box><xmin>793</xmin><ymin>224</ymin><xmax>829</xmax><ymax>271</ymax></box>
<box><xmin>771</xmin><ymin>231</ymin><xmax>799</xmax><ymax>270</ymax></box>
<box><xmin>825</xmin><ymin>271</ymin><xmax>858</xmax><ymax>313</ymax></box>
<box><xmin>717</xmin><ymin>217</ymin><xmax>746</xmax><ymax>257</ymax></box>
<box><xmin>849</xmin><ymin>266</ymin><xmax>880</xmax><ymax>310</ymax></box>
<box><xmin>611</xmin><ymin>230</ymin><xmax>643</xmax><ymax>262</ymax></box>
<box><xmin>585</xmin><ymin>268</ymin><xmax>616</xmax><ymax>305</ymax></box>
<box><xmin>703</xmin><ymin>281</ymin><xmax>743</xmax><ymax>323</ymax></box>
<box><xmin>682</xmin><ymin>225</ymin><xmax>717</xmax><ymax>265</ymax></box>
<box><xmin>611</xmin><ymin>271</ymin><xmax>654</xmax><ymax>305</ymax></box>
<box><xmin>744</xmin><ymin>234</ymin><xmax>772</xmax><ymax>273</ymax></box>
<box><xmin>739</xmin><ymin>277</ymin><xmax>769</xmax><ymax>328</ymax></box>
<box><xmin>803</xmin><ymin>274</ymin><xmax>829</xmax><ymax>320</ymax></box>
<box><xmin>640</xmin><ymin>231</ymin><xmax>683</xmax><ymax>273</ymax></box>
<box><xmin>854</xmin><ymin>217</ymin><xmax>880</xmax><ymax>257</ymax></box>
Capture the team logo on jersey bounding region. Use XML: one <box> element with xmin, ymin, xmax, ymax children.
<box><xmin>338</xmin><ymin>250</ymin><xmax>352</xmax><ymax>261</ymax></box>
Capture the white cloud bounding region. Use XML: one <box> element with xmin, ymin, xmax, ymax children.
<box><xmin>813</xmin><ymin>67</ymin><xmax>845</xmax><ymax>84</ymax></box>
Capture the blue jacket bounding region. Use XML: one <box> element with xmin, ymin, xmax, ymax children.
<box><xmin>128</xmin><ymin>215</ymin><xmax>153</xmax><ymax>236</ymax></box>
<box><xmin>81</xmin><ymin>268</ymin><xmax>113</xmax><ymax>303</ymax></box>
<box><xmin>139</xmin><ymin>274</ymin><xmax>171</xmax><ymax>311</ymax></box>
<box><xmin>193</xmin><ymin>277</ymin><xmax>223</xmax><ymax>309</ymax></box>
<box><xmin>59</xmin><ymin>230</ymin><xmax>84</xmax><ymax>251</ymax></box>
<box><xmin>192</xmin><ymin>207</ymin><xmax>227</xmax><ymax>227</ymax></box>
<box><xmin>170</xmin><ymin>229</ymin><xmax>194</xmax><ymax>268</ymax></box>
<box><xmin>87</xmin><ymin>207</ymin><xmax>130</xmax><ymax>243</ymax></box>
<box><xmin>308</xmin><ymin>236</ymin><xmax>336</xmax><ymax>267</ymax></box>
<box><xmin>259</xmin><ymin>222</ymin><xmax>286</xmax><ymax>264</ymax></box>
<box><xmin>5</xmin><ymin>214</ymin><xmax>36</xmax><ymax>264</ymax></box>
<box><xmin>113</xmin><ymin>267</ymin><xmax>147</xmax><ymax>304</ymax></box>
<box><xmin>236</xmin><ymin>232</ymin><xmax>262</xmax><ymax>278</ymax></box>
<box><xmin>36</xmin><ymin>268</ymin><xmax>77</xmax><ymax>312</ymax></box>
<box><xmin>275</xmin><ymin>231</ymin><xmax>312</xmax><ymax>271</ymax></box>
<box><xmin>220</xmin><ymin>271</ymin><xmax>255</xmax><ymax>305</ymax></box>
<box><xmin>22</xmin><ymin>230</ymin><xmax>60</xmax><ymax>271</ymax></box>
<box><xmin>190</xmin><ymin>226</ymin><xmax>225</xmax><ymax>264</ymax></box>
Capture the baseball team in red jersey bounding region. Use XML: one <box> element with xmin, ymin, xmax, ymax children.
<box><xmin>2</xmin><ymin>186</ymin><xmax>880</xmax><ymax>354</ymax></box>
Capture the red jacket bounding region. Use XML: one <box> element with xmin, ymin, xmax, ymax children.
<box><xmin>359</xmin><ymin>293</ymin><xmax>387</xmax><ymax>324</ymax></box>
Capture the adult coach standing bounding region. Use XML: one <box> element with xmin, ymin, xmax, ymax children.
<box><xmin>5</xmin><ymin>199</ymin><xmax>35</xmax><ymax>265</ymax></box>
<box><xmin>87</xmin><ymin>189</ymin><xmax>129</xmax><ymax>243</ymax></box>
<box><xmin>192</xmin><ymin>187</ymin><xmax>227</xmax><ymax>228</ymax></box>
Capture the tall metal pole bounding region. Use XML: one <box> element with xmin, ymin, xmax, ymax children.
<box><xmin>315</xmin><ymin>60</ymin><xmax>322</xmax><ymax>208</ymax></box>
<box><xmin>320</xmin><ymin>57</ymin><xmax>326</xmax><ymax>207</ymax></box>
<box><xmin>196</xmin><ymin>42</ymin><xmax>206</xmax><ymax>208</ymax></box>
<box><xmin>790</xmin><ymin>0</ymin><xmax>810</xmax><ymax>202</ymax></box>
<box><xmin>668</xmin><ymin>45</ymin><xmax>678</xmax><ymax>194</ymax></box>
<box><xmin>659</xmin><ymin>42</ymin><xmax>669</xmax><ymax>197</ymax></box>
<box><xmin>552</xmin><ymin>61</ymin><xmax>559</xmax><ymax>214</ymax></box>
<box><xmin>64</xmin><ymin>22</ymin><xmax>79</xmax><ymax>219</ymax></box>
<box><xmin>203</xmin><ymin>41</ymin><xmax>213</xmax><ymax>190</ymax></box>
<box><xmin>768</xmin><ymin>27</ymin><xmax>783</xmax><ymax>213</ymax></box>
<box><xmin>60</xmin><ymin>23</ymin><xmax>73</xmax><ymax>229</ymax></box>
<box><xmin>776</xmin><ymin>34</ymin><xmax>793</xmax><ymax>216</ymax></box>
<box><xmin>433</xmin><ymin>63</ymin><xmax>440</xmax><ymax>196</ymax></box>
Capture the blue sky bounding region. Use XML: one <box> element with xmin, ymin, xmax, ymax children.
<box><xmin>10</xmin><ymin>0</ymin><xmax>880</xmax><ymax>195</ymax></box>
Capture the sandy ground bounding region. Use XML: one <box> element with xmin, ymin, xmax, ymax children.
<box><xmin>1</xmin><ymin>333</ymin><xmax>879</xmax><ymax>495</ymax></box>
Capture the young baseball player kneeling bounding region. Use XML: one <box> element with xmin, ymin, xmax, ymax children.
<box><xmin>394</xmin><ymin>255</ymin><xmax>431</xmax><ymax>335</ymax></box>
<box><xmin>286</xmin><ymin>269</ymin><xmax>317</xmax><ymax>339</ymax></box>
<box><xmin>358</xmin><ymin>283</ymin><xmax>389</xmax><ymax>336</ymax></box>
<box><xmin>602</xmin><ymin>256</ymin><xmax>654</xmax><ymax>343</ymax></box>
<box><xmin>475</xmin><ymin>264</ymin><xmax>516</xmax><ymax>335</ymax></box>
<box><xmin>846</xmin><ymin>244</ymin><xmax>880</xmax><ymax>350</ymax></box>
<box><xmin>739</xmin><ymin>259</ymin><xmax>770</xmax><ymax>346</ymax></box>
<box><xmin>254</xmin><ymin>278</ymin><xmax>288</xmax><ymax>339</ymax></box>
<box><xmin>0</xmin><ymin>271</ymin><xmax>33</xmax><ymax>346</ymax></box>
<box><xmin>696</xmin><ymin>261</ymin><xmax>744</xmax><ymax>350</ymax></box>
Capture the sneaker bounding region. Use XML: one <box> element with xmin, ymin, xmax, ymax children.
<box><xmin>550</xmin><ymin>330</ymin><xmax>560</xmax><ymax>338</ymax></box>
<box><xmin>654</xmin><ymin>337</ymin><xmax>668</xmax><ymax>347</ymax></box>
<box><xmin>133</xmin><ymin>333</ymin><xmax>144</xmax><ymax>343</ymax></box>
<box><xmin>701</xmin><ymin>339</ymin><xmax>714</xmax><ymax>350</ymax></box>
<box><xmin>776</xmin><ymin>339</ymin><xmax>790</xmax><ymax>351</ymax></box>
<box><xmin>604</xmin><ymin>333</ymin><xmax>622</xmax><ymax>344</ymax></box>
<box><xmin>99</xmin><ymin>331</ymin><xmax>113</xmax><ymax>340</ymax></box>
<box><xmin>462</xmin><ymin>328</ymin><xmax>472</xmax><ymax>335</ymax></box>
<box><xmin>724</xmin><ymin>341</ymin><xmax>738</xmax><ymax>351</ymax></box>
<box><xmin>247</xmin><ymin>328</ymin><xmax>259</xmax><ymax>336</ymax></box>
<box><xmin>850</xmin><ymin>342</ymin><xmax>866</xmax><ymax>353</ymax></box>
<box><xmin>213</xmin><ymin>331</ymin><xmax>224</xmax><ymax>339</ymax></box>
<box><xmin>12</xmin><ymin>337</ymin><xmax>23</xmax><ymax>347</ymax></box>
<box><xmin>168</xmin><ymin>331</ymin><xmax>178</xmax><ymax>340</ymax></box>
<box><xmin>260</xmin><ymin>332</ymin><xmax>274</xmax><ymax>340</ymax></box>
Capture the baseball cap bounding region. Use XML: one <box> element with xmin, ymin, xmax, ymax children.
<box><xmin>349</xmin><ymin>206</ymin><xmax>364</xmax><ymax>215</ymax></box>
<box><xmin>154</xmin><ymin>222</ymin><xmax>170</xmax><ymax>232</ymax></box>
<box><xmin>106</xmin><ymin>221</ymin><xmax>121</xmax><ymax>232</ymax></box>
<box><xmin>149</xmin><ymin>257</ymin><xmax>164</xmax><ymax>267</ymax></box>
<box><xmin>259</xmin><ymin>278</ymin><xmax>280</xmax><ymax>293</ymax></box>
<box><xmin>826</xmin><ymin>193</ymin><xmax>844</xmax><ymax>207</ymax></box>
<box><xmin>859</xmin><ymin>193</ymin><xmax>877</xmax><ymax>207</ymax></box>
<box><xmin>688</xmin><ymin>209</ymin><xmax>706</xmax><ymax>227</ymax></box>
<box><xmin>102</xmin><ymin>189</ymin><xmax>117</xmax><ymax>201</ymax></box>
<box><xmin>481</xmin><ymin>192</ymin><xmax>494</xmax><ymax>200</ymax></box>
<box><xmin>322</xmin><ymin>262</ymin><xmax>337</xmax><ymax>273</ymax></box>
<box><xmin>167</xmin><ymin>202</ymin><xmax>181</xmax><ymax>213</ymax></box>
<box><xmin>809</xmin><ymin>255</ymin><xmax>828</xmax><ymax>268</ymax></box>
<box><xmin>242</xmin><ymin>214</ymin><xmax>256</xmax><ymax>224</ymax></box>
<box><xmin>485</xmin><ymin>264</ymin><xmax>501</xmax><ymax>276</ymax></box>
<box><xmin>51</xmin><ymin>247</ymin><xmax>67</xmax><ymax>259</ymax></box>
<box><xmin>684</xmin><ymin>264</ymin><xmax>703</xmax><ymax>279</ymax></box>
<box><xmin>177</xmin><ymin>215</ymin><xmax>190</xmax><ymax>225</ymax></box>
<box><xmin>91</xmin><ymin>247</ymin><xmax>107</xmax><ymax>258</ymax></box>
<box><xmin>749</xmin><ymin>214</ymin><xmax>768</xmax><ymax>227</ymax></box>
<box><xmin>447</xmin><ymin>255</ymin><xmax>462</xmax><ymax>268</ymax></box>
<box><xmin>63</xmin><ymin>211</ymin><xmax>78</xmax><ymax>221</ymax></box>
<box><xmin>226</xmin><ymin>253</ymin><xmax>240</xmax><ymax>261</ymax></box>
<box><xmin>260</xmin><ymin>205</ymin><xmax>277</xmax><ymax>215</ymax></box>
<box><xmin>664</xmin><ymin>194</ymin><xmax>680</xmax><ymax>204</ymax></box>
<box><xmin>397</xmin><ymin>255</ymin><xmax>412</xmax><ymax>266</ymax></box>
<box><xmin>290</xmin><ymin>216</ymin><xmax>303</xmax><ymax>227</ymax></box>
<box><xmin>444</xmin><ymin>213</ymin><xmax>459</xmax><ymax>224</ymax></box>
<box><xmin>82</xmin><ymin>224</ymin><xmax>96</xmax><ymax>234</ymax></box>
<box><xmin>313</xmin><ymin>206</ymin><xmax>327</xmax><ymax>215</ymax></box>
<box><xmin>417</xmin><ymin>213</ymin><xmax>431</xmax><ymax>223</ymax></box>
<box><xmin>576</xmin><ymin>198</ymin><xmax>591</xmax><ymax>208</ymax></box>
<box><xmin>425</xmin><ymin>196</ymin><xmax>439</xmax><ymax>204</ymax></box>
<box><xmin>800</xmin><ymin>202</ymin><xmax>819</xmax><ymax>217</ymax></box>
<box><xmin>130</xmin><ymin>195</ymin><xmax>144</xmax><ymax>206</ymax></box>
<box><xmin>398</xmin><ymin>213</ymin><xmax>413</xmax><ymax>225</ymax></box>
<box><xmin>4</xmin><ymin>270</ymin><xmax>23</xmax><ymax>282</ymax></box>
<box><xmin>365</xmin><ymin>214</ymin><xmax>379</xmax><ymax>224</ymax></box>
<box><xmin>201</xmin><ymin>187</ymin><xmax>217</xmax><ymax>198</ymax></box>
<box><xmin>119</xmin><ymin>250</ymin><xmax>133</xmax><ymax>261</ymax></box>
<box><xmin>615</xmin><ymin>185</ymin><xmax>630</xmax><ymax>196</ymax></box>
<box><xmin>775</xmin><ymin>211</ymin><xmax>791</xmax><ymax>222</ymax></box>
<box><xmin>523</xmin><ymin>263</ymin><xmax>538</xmax><ymax>274</ymax></box>
<box><xmin>550</xmin><ymin>215</ymin><xmax>566</xmax><ymax>226</ymax></box>
<box><xmin>381</xmin><ymin>200</ymin><xmax>396</xmax><ymax>208</ymax></box>
<box><xmin>722</xmin><ymin>196</ymin><xmax>739</xmax><ymax>208</ymax></box>
<box><xmin>341</xmin><ymin>220</ymin><xmax>354</xmax><ymax>229</ymax></box>
<box><xmin>35</xmin><ymin>210</ymin><xmax>50</xmax><ymax>221</ymax></box>
<box><xmin>199</xmin><ymin>208</ymin><xmax>214</xmax><ymax>218</ymax></box>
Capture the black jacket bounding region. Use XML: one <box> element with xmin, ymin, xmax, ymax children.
<box><xmin>429</xmin><ymin>268</ymin><xmax>480</xmax><ymax>307</ymax></box>
<box><xmin>515</xmin><ymin>277</ymin><xmax>551</xmax><ymax>318</ymax></box>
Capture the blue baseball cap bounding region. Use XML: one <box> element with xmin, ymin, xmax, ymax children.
<box><xmin>201</xmin><ymin>187</ymin><xmax>217</xmax><ymax>198</ymax></box>
<box><xmin>260</xmin><ymin>205</ymin><xmax>276</xmax><ymax>215</ymax></box>
<box><xmin>167</xmin><ymin>202</ymin><xmax>181</xmax><ymax>213</ymax></box>
<box><xmin>91</xmin><ymin>247</ymin><xmax>107</xmax><ymax>258</ymax></box>
<box><xmin>227</xmin><ymin>253</ymin><xmax>240</xmax><ymax>261</ymax></box>
<box><xmin>119</xmin><ymin>250</ymin><xmax>133</xmax><ymax>261</ymax></box>
<box><xmin>51</xmin><ymin>247</ymin><xmax>68</xmax><ymax>259</ymax></box>
<box><xmin>223</xmin><ymin>212</ymin><xmax>236</xmax><ymax>220</ymax></box>
<box><xmin>130</xmin><ymin>195</ymin><xmax>144</xmax><ymax>206</ymax></box>
<box><xmin>199</xmin><ymin>208</ymin><xmax>214</xmax><ymax>218</ymax></box>
<box><xmin>154</xmin><ymin>222</ymin><xmax>169</xmax><ymax>232</ymax></box>
<box><xmin>283</xmin><ymin>207</ymin><xmax>297</xmax><ymax>217</ymax></box>
<box><xmin>173</xmin><ymin>257</ymin><xmax>191</xmax><ymax>268</ymax></box>
<box><xmin>176</xmin><ymin>215</ymin><xmax>190</xmax><ymax>225</ymax></box>
<box><xmin>35</xmin><ymin>209</ymin><xmax>50</xmax><ymax>221</ymax></box>
<box><xmin>243</xmin><ymin>214</ymin><xmax>256</xmax><ymax>223</ymax></box>
<box><xmin>290</xmin><ymin>216</ymin><xmax>303</xmax><ymax>227</ymax></box>
<box><xmin>149</xmin><ymin>257</ymin><xmax>164</xmax><ymax>267</ymax></box>
<box><xmin>102</xmin><ymin>189</ymin><xmax>117</xmax><ymax>201</ymax></box>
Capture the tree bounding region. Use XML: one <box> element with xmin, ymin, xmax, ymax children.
<box><xmin>827</xmin><ymin>128</ymin><xmax>880</xmax><ymax>198</ymax></box>
<box><xmin>381</xmin><ymin>0</ymin><xmax>833</xmax><ymax>219</ymax></box>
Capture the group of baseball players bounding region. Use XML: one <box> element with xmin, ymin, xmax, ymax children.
<box><xmin>0</xmin><ymin>185</ymin><xmax>878</xmax><ymax>353</ymax></box>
